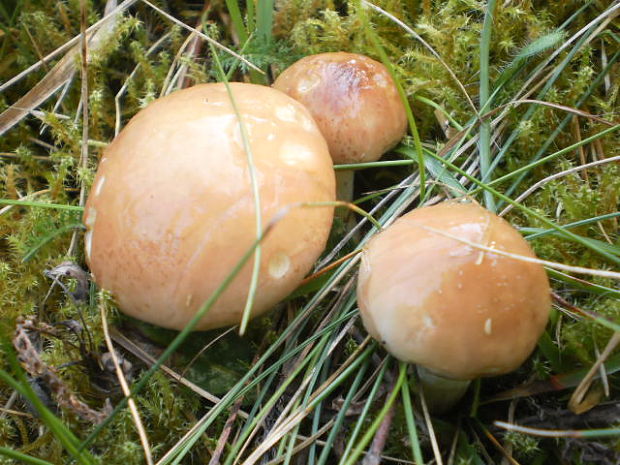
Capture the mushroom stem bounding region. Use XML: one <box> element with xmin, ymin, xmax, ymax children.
<box><xmin>336</xmin><ymin>169</ymin><xmax>355</xmax><ymax>202</ymax></box>
<box><xmin>417</xmin><ymin>366</ymin><xmax>470</xmax><ymax>414</ymax></box>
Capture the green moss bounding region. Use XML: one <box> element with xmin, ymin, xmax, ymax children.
<box><xmin>0</xmin><ymin>0</ymin><xmax>618</xmax><ymax>463</ymax></box>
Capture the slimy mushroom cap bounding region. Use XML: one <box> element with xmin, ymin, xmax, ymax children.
<box><xmin>84</xmin><ymin>83</ymin><xmax>335</xmax><ymax>330</ymax></box>
<box><xmin>273</xmin><ymin>52</ymin><xmax>407</xmax><ymax>164</ymax></box>
<box><xmin>357</xmin><ymin>201</ymin><xmax>551</xmax><ymax>380</ymax></box>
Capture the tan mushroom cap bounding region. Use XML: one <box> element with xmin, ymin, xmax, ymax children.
<box><xmin>273</xmin><ymin>52</ymin><xmax>407</xmax><ymax>164</ymax></box>
<box><xmin>84</xmin><ymin>83</ymin><xmax>335</xmax><ymax>331</ymax></box>
<box><xmin>357</xmin><ymin>201</ymin><xmax>551</xmax><ymax>380</ymax></box>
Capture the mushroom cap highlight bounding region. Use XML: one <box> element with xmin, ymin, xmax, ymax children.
<box><xmin>273</xmin><ymin>52</ymin><xmax>407</xmax><ymax>164</ymax></box>
<box><xmin>84</xmin><ymin>83</ymin><xmax>335</xmax><ymax>331</ymax></box>
<box><xmin>357</xmin><ymin>201</ymin><xmax>551</xmax><ymax>380</ymax></box>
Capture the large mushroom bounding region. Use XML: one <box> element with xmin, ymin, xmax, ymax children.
<box><xmin>84</xmin><ymin>83</ymin><xmax>335</xmax><ymax>331</ymax></box>
<box><xmin>273</xmin><ymin>52</ymin><xmax>407</xmax><ymax>201</ymax></box>
<box><xmin>356</xmin><ymin>200</ymin><xmax>551</xmax><ymax>412</ymax></box>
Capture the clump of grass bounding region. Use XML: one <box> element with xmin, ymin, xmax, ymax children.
<box><xmin>1</xmin><ymin>0</ymin><xmax>619</xmax><ymax>464</ymax></box>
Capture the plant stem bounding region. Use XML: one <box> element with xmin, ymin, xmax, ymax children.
<box><xmin>417</xmin><ymin>366</ymin><xmax>471</xmax><ymax>414</ymax></box>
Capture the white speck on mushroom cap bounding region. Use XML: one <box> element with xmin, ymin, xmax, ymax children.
<box><xmin>275</xmin><ymin>104</ymin><xmax>298</xmax><ymax>123</ymax></box>
<box><xmin>84</xmin><ymin>207</ymin><xmax>97</xmax><ymax>228</ymax></box>
<box><xmin>94</xmin><ymin>176</ymin><xmax>106</xmax><ymax>197</ymax></box>
<box><xmin>423</xmin><ymin>314</ymin><xmax>436</xmax><ymax>329</ymax></box>
<box><xmin>203</xmin><ymin>98</ymin><xmax>225</xmax><ymax>106</ymax></box>
<box><xmin>84</xmin><ymin>230</ymin><xmax>93</xmax><ymax>263</ymax></box>
<box><xmin>269</xmin><ymin>252</ymin><xmax>291</xmax><ymax>279</ymax></box>
<box><xmin>297</xmin><ymin>74</ymin><xmax>321</xmax><ymax>93</ymax></box>
<box><xmin>448</xmin><ymin>245</ymin><xmax>474</xmax><ymax>257</ymax></box>
<box><xmin>484</xmin><ymin>318</ymin><xmax>493</xmax><ymax>335</ymax></box>
<box><xmin>280</xmin><ymin>142</ymin><xmax>318</xmax><ymax>167</ymax></box>
<box><xmin>373</xmin><ymin>73</ymin><xmax>388</xmax><ymax>87</ymax></box>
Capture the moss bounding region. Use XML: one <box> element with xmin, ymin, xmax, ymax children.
<box><xmin>1</xmin><ymin>0</ymin><xmax>618</xmax><ymax>463</ymax></box>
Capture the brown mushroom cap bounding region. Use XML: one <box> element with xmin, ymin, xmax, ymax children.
<box><xmin>357</xmin><ymin>201</ymin><xmax>551</xmax><ymax>380</ymax></box>
<box><xmin>273</xmin><ymin>52</ymin><xmax>407</xmax><ymax>164</ymax></box>
<box><xmin>84</xmin><ymin>83</ymin><xmax>335</xmax><ymax>331</ymax></box>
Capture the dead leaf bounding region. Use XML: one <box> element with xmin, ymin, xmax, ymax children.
<box><xmin>44</xmin><ymin>261</ymin><xmax>91</xmax><ymax>302</ymax></box>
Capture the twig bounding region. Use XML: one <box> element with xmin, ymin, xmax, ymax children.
<box><xmin>0</xmin><ymin>392</ymin><xmax>19</xmax><ymax>419</ymax></box>
<box><xmin>208</xmin><ymin>396</ymin><xmax>244</xmax><ymax>465</ymax></box>
<box><xmin>13</xmin><ymin>317</ymin><xmax>110</xmax><ymax>424</ymax></box>
<box><xmin>362</xmin><ymin>394</ymin><xmax>396</xmax><ymax>465</ymax></box>
<box><xmin>100</xmin><ymin>306</ymin><xmax>153</xmax><ymax>465</ymax></box>
<box><xmin>480</xmin><ymin>424</ymin><xmax>521</xmax><ymax>465</ymax></box>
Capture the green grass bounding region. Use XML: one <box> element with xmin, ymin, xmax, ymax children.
<box><xmin>0</xmin><ymin>1</ymin><xmax>618</xmax><ymax>464</ymax></box>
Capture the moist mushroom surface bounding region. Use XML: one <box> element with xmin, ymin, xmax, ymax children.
<box><xmin>357</xmin><ymin>200</ymin><xmax>551</xmax><ymax>381</ymax></box>
<box><xmin>84</xmin><ymin>83</ymin><xmax>335</xmax><ymax>331</ymax></box>
<box><xmin>273</xmin><ymin>52</ymin><xmax>407</xmax><ymax>165</ymax></box>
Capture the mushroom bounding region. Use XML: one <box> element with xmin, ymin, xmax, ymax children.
<box><xmin>84</xmin><ymin>83</ymin><xmax>335</xmax><ymax>331</ymax></box>
<box><xmin>273</xmin><ymin>52</ymin><xmax>407</xmax><ymax>201</ymax></box>
<box><xmin>356</xmin><ymin>200</ymin><xmax>551</xmax><ymax>412</ymax></box>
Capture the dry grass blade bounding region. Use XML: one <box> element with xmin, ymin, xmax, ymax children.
<box><xmin>300</xmin><ymin>249</ymin><xmax>362</xmax><ymax>286</ymax></box>
<box><xmin>0</xmin><ymin>407</ymin><xmax>32</xmax><ymax>418</ymax></box>
<box><xmin>499</xmin><ymin>155</ymin><xmax>620</xmax><ymax>216</ymax></box>
<box><xmin>100</xmin><ymin>305</ymin><xmax>154</xmax><ymax>465</ymax></box>
<box><xmin>0</xmin><ymin>0</ymin><xmax>138</xmax><ymax>94</ymax></box>
<box><xmin>480</xmin><ymin>425</ymin><xmax>521</xmax><ymax>465</ymax></box>
<box><xmin>569</xmin><ymin>332</ymin><xmax>620</xmax><ymax>413</ymax></box>
<box><xmin>510</xmin><ymin>2</ymin><xmax>620</xmax><ymax>104</ymax></box>
<box><xmin>109</xmin><ymin>328</ymin><xmax>231</xmax><ymax>409</ymax></box>
<box><xmin>208</xmin><ymin>396</ymin><xmax>244</xmax><ymax>465</ymax></box>
<box><xmin>0</xmin><ymin>57</ymin><xmax>75</xmax><ymax>135</ymax></box>
<box><xmin>494</xmin><ymin>421</ymin><xmax>620</xmax><ymax>438</ymax></box>
<box><xmin>0</xmin><ymin>0</ymin><xmax>119</xmax><ymax>136</ymax></box>
<box><xmin>262</xmin><ymin>421</ymin><xmax>332</xmax><ymax>465</ymax></box>
<box><xmin>114</xmin><ymin>33</ymin><xmax>172</xmax><ymax>135</ymax></box>
<box><xmin>67</xmin><ymin>0</ymin><xmax>91</xmax><ymax>257</ymax></box>
<box><xmin>415</xmin><ymin>223</ymin><xmax>620</xmax><ymax>280</ymax></box>
<box><xmin>507</xmin><ymin>99</ymin><xmax>616</xmax><ymax>127</ymax></box>
<box><xmin>362</xmin><ymin>395</ymin><xmax>396</xmax><ymax>465</ymax></box>
<box><xmin>238</xmin><ymin>338</ymin><xmax>372</xmax><ymax>465</ymax></box>
<box><xmin>361</xmin><ymin>0</ymin><xmax>477</xmax><ymax>113</ymax></box>
<box><xmin>140</xmin><ymin>0</ymin><xmax>263</xmax><ymax>74</ymax></box>
<box><xmin>419</xmin><ymin>387</ymin><xmax>443</xmax><ymax>465</ymax></box>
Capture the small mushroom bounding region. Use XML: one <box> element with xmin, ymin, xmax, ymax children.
<box><xmin>84</xmin><ymin>83</ymin><xmax>335</xmax><ymax>331</ymax></box>
<box><xmin>273</xmin><ymin>52</ymin><xmax>407</xmax><ymax>201</ymax></box>
<box><xmin>356</xmin><ymin>200</ymin><xmax>551</xmax><ymax>412</ymax></box>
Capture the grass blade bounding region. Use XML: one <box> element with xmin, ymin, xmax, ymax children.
<box><xmin>478</xmin><ymin>0</ymin><xmax>497</xmax><ymax>212</ymax></box>
<box><xmin>0</xmin><ymin>447</ymin><xmax>54</xmax><ymax>465</ymax></box>
<box><xmin>400</xmin><ymin>363</ymin><xmax>424</xmax><ymax>464</ymax></box>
